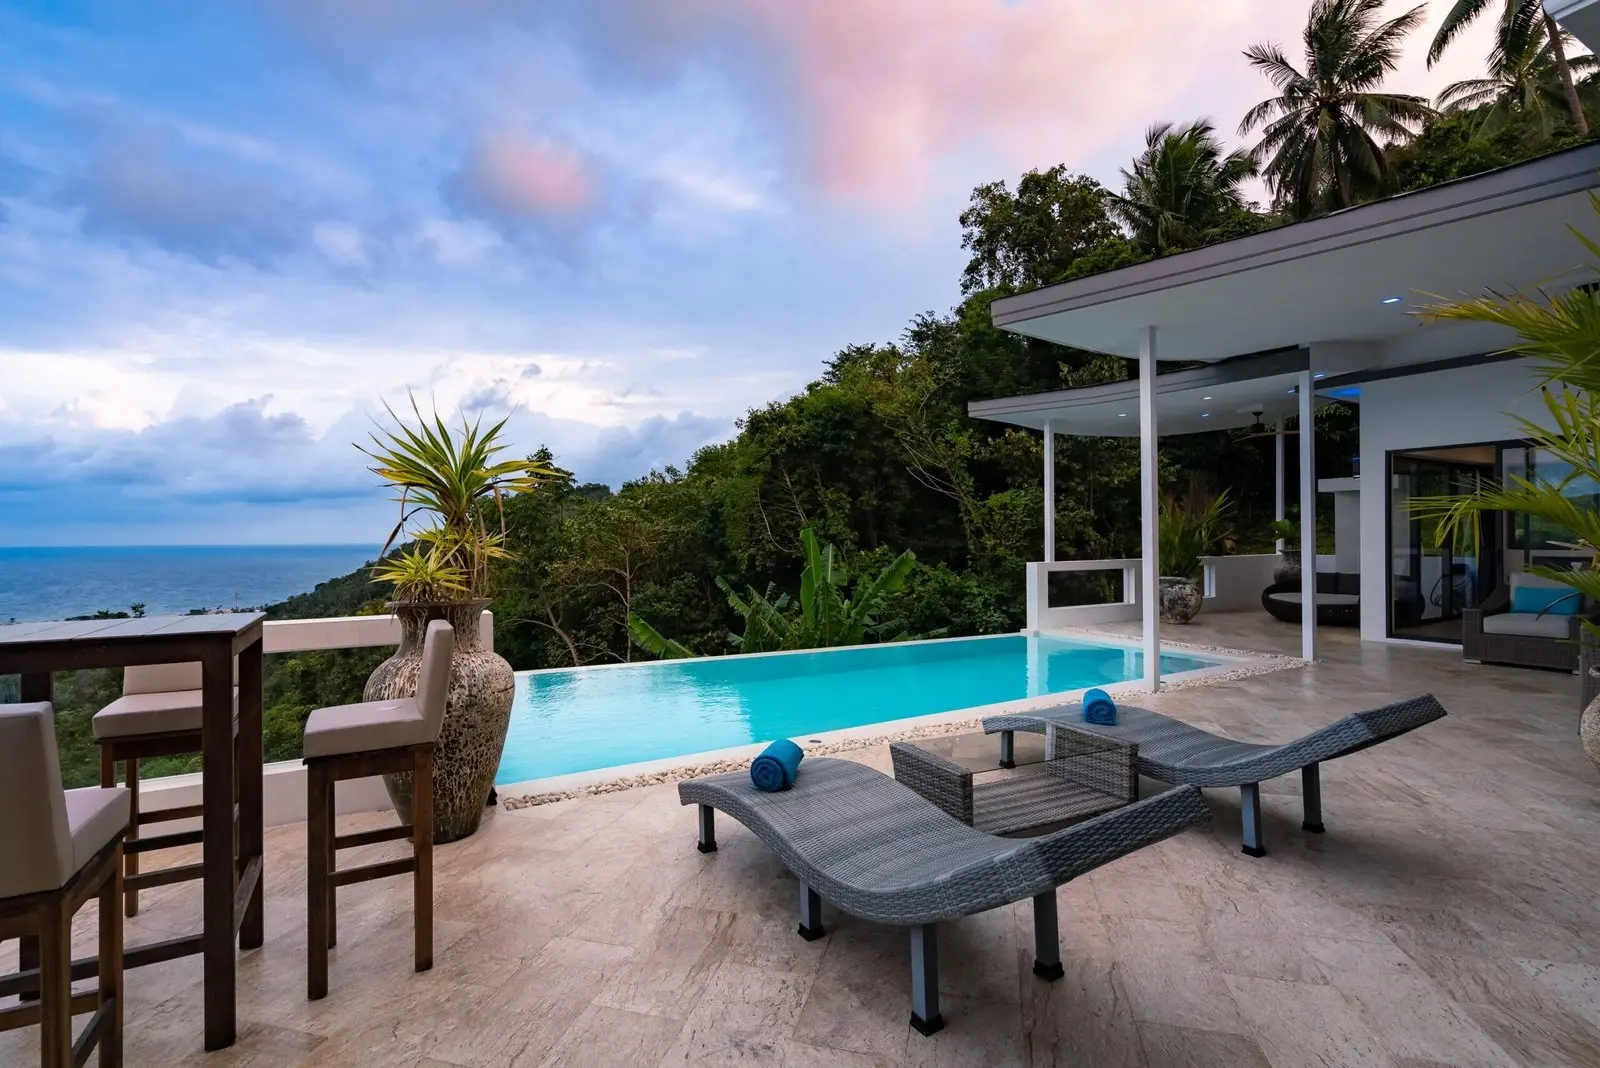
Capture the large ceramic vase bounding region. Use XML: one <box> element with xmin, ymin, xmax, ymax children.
<box><xmin>1273</xmin><ymin>549</ymin><xmax>1302</xmax><ymax>586</ymax></box>
<box><xmin>1159</xmin><ymin>576</ymin><xmax>1203</xmax><ymax>625</ymax></box>
<box><xmin>1582</xmin><ymin>680</ymin><xmax>1600</xmax><ymax>771</ymax></box>
<box><xmin>367</xmin><ymin>599</ymin><xmax>515</xmax><ymax>843</ymax></box>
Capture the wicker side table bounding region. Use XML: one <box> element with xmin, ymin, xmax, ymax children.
<box><xmin>891</xmin><ymin>727</ymin><xmax>1137</xmax><ymax>836</ymax></box>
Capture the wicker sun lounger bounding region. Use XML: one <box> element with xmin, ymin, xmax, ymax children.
<box><xmin>983</xmin><ymin>695</ymin><xmax>1447</xmax><ymax>857</ymax></box>
<box><xmin>679</xmin><ymin>758</ymin><xmax>1209</xmax><ymax>1035</ymax></box>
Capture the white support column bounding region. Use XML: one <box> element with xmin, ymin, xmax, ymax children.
<box><xmin>1138</xmin><ymin>327</ymin><xmax>1161</xmax><ymax>692</ymax></box>
<box><xmin>1298</xmin><ymin>369</ymin><xmax>1317</xmax><ymax>662</ymax></box>
<box><xmin>1274</xmin><ymin>421</ymin><xmax>1285</xmax><ymax>551</ymax></box>
<box><xmin>1043</xmin><ymin>419</ymin><xmax>1056</xmax><ymax>563</ymax></box>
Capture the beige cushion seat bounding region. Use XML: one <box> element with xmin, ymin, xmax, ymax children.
<box><xmin>92</xmin><ymin>687</ymin><xmax>239</xmax><ymax>740</ymax></box>
<box><xmin>303</xmin><ymin>698</ymin><xmax>432</xmax><ymax>759</ymax></box>
<box><xmin>1482</xmin><ymin>612</ymin><xmax>1573</xmax><ymax>639</ymax></box>
<box><xmin>1</xmin><ymin>703</ymin><xmax>131</xmax><ymax>899</ymax></box>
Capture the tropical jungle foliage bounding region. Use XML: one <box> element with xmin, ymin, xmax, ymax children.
<box><xmin>629</xmin><ymin>527</ymin><xmax>925</xmax><ymax>656</ymax></box>
<box><xmin>17</xmin><ymin>0</ymin><xmax>1600</xmax><ymax>785</ymax></box>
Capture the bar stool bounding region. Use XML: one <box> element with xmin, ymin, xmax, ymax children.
<box><xmin>93</xmin><ymin>663</ymin><xmax>238</xmax><ymax>916</ymax></box>
<box><xmin>0</xmin><ymin>703</ymin><xmax>129</xmax><ymax>1068</ymax></box>
<box><xmin>303</xmin><ymin>619</ymin><xmax>453</xmax><ymax>1000</ymax></box>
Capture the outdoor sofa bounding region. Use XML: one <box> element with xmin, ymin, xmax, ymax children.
<box><xmin>1463</xmin><ymin>572</ymin><xmax>1593</xmax><ymax>673</ymax></box>
<box><xmin>983</xmin><ymin>695</ymin><xmax>1447</xmax><ymax>856</ymax></box>
<box><xmin>1261</xmin><ymin>572</ymin><xmax>1360</xmax><ymax>628</ymax></box>
<box><xmin>679</xmin><ymin>758</ymin><xmax>1209</xmax><ymax>1035</ymax></box>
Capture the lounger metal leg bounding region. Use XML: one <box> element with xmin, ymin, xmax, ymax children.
<box><xmin>1240</xmin><ymin>782</ymin><xmax>1266</xmax><ymax>858</ymax></box>
<box><xmin>696</xmin><ymin>804</ymin><xmax>717</xmax><ymax>854</ymax></box>
<box><xmin>999</xmin><ymin>730</ymin><xmax>1015</xmax><ymax>769</ymax></box>
<box><xmin>797</xmin><ymin>882</ymin><xmax>825</xmax><ymax>941</ymax></box>
<box><xmin>909</xmin><ymin>923</ymin><xmax>943</xmax><ymax>1036</ymax></box>
<box><xmin>1302</xmin><ymin>763</ymin><xmax>1324</xmax><ymax>833</ymax></box>
<box><xmin>1031</xmin><ymin>891</ymin><xmax>1064</xmax><ymax>981</ymax></box>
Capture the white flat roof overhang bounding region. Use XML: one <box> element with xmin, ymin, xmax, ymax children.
<box><xmin>967</xmin><ymin>348</ymin><xmax>1326</xmax><ymax>437</ymax></box>
<box><xmin>1549</xmin><ymin>0</ymin><xmax>1600</xmax><ymax>55</ymax></box>
<box><xmin>990</xmin><ymin>143</ymin><xmax>1600</xmax><ymax>362</ymax></box>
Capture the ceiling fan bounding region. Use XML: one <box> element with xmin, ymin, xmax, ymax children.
<box><xmin>1236</xmin><ymin>405</ymin><xmax>1298</xmax><ymax>440</ymax></box>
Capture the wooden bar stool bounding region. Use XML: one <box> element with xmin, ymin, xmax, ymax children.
<box><xmin>303</xmin><ymin>619</ymin><xmax>453</xmax><ymax>1000</ymax></box>
<box><xmin>0</xmin><ymin>703</ymin><xmax>129</xmax><ymax>1068</ymax></box>
<box><xmin>93</xmin><ymin>663</ymin><xmax>238</xmax><ymax>917</ymax></box>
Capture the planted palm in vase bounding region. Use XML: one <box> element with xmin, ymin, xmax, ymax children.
<box><xmin>362</xmin><ymin>397</ymin><xmax>554</xmax><ymax>842</ymax></box>
<box><xmin>1158</xmin><ymin>488</ymin><xmax>1234</xmax><ymax>625</ymax></box>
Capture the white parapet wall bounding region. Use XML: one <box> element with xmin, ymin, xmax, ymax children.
<box><xmin>138</xmin><ymin>611</ymin><xmax>496</xmax><ymax>828</ymax></box>
<box><xmin>1026</xmin><ymin>555</ymin><xmax>1280</xmax><ymax>630</ymax></box>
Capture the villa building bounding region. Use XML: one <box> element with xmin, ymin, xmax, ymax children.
<box><xmin>971</xmin><ymin>141</ymin><xmax>1600</xmax><ymax>686</ymax></box>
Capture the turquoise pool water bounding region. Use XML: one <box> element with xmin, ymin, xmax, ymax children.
<box><xmin>494</xmin><ymin>634</ymin><xmax>1218</xmax><ymax>784</ymax></box>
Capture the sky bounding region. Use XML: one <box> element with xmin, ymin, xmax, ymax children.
<box><xmin>0</xmin><ymin>1</ymin><xmax>1501</xmax><ymax>546</ymax></box>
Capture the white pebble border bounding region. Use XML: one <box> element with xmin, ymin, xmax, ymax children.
<box><xmin>500</xmin><ymin>636</ymin><xmax>1304</xmax><ymax>811</ymax></box>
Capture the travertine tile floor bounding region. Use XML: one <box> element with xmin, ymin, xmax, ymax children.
<box><xmin>4</xmin><ymin>612</ymin><xmax>1600</xmax><ymax>1066</ymax></box>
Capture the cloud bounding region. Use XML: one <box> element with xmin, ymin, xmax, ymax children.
<box><xmin>448</xmin><ymin>133</ymin><xmax>595</xmax><ymax>223</ymax></box>
<box><xmin>66</xmin><ymin>118</ymin><xmax>307</xmax><ymax>264</ymax></box>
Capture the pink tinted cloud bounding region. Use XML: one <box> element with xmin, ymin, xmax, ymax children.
<box><xmin>454</xmin><ymin>134</ymin><xmax>593</xmax><ymax>220</ymax></box>
<box><xmin>677</xmin><ymin>0</ymin><xmax>1269</xmax><ymax>206</ymax></box>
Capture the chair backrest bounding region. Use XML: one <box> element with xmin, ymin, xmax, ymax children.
<box><xmin>124</xmin><ymin>661</ymin><xmax>202</xmax><ymax>694</ymax></box>
<box><xmin>0</xmin><ymin>703</ymin><xmax>74</xmax><ymax>899</ymax></box>
<box><xmin>417</xmin><ymin>620</ymin><xmax>456</xmax><ymax>743</ymax></box>
<box><xmin>124</xmin><ymin>657</ymin><xmax>241</xmax><ymax>695</ymax></box>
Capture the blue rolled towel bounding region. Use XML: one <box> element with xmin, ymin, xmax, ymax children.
<box><xmin>1082</xmin><ymin>688</ymin><xmax>1118</xmax><ymax>726</ymax></box>
<box><xmin>751</xmin><ymin>738</ymin><xmax>804</xmax><ymax>792</ymax></box>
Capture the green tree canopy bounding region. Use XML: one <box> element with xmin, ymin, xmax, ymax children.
<box><xmin>1241</xmin><ymin>0</ymin><xmax>1434</xmax><ymax>218</ymax></box>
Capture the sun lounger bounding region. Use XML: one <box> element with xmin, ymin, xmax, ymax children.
<box><xmin>983</xmin><ymin>695</ymin><xmax>1447</xmax><ymax>857</ymax></box>
<box><xmin>679</xmin><ymin>757</ymin><xmax>1209</xmax><ymax>1035</ymax></box>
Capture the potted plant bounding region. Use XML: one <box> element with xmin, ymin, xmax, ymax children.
<box><xmin>360</xmin><ymin>396</ymin><xmax>554</xmax><ymax>842</ymax></box>
<box><xmin>1158</xmin><ymin>488</ymin><xmax>1234</xmax><ymax>624</ymax></box>
<box><xmin>1270</xmin><ymin>516</ymin><xmax>1301</xmax><ymax>585</ymax></box>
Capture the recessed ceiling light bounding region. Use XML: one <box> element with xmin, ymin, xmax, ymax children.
<box><xmin>1202</xmin><ymin>396</ymin><xmax>1212</xmax><ymax>401</ymax></box>
<box><xmin>1286</xmin><ymin>387</ymin><xmax>1297</xmax><ymax>394</ymax></box>
<box><xmin>1201</xmin><ymin>412</ymin><xmax>1212</xmax><ymax>418</ymax></box>
<box><xmin>1380</xmin><ymin>296</ymin><xmax>1403</xmax><ymax>305</ymax></box>
<box><xmin>1312</xmin><ymin>372</ymin><xmax>1325</xmax><ymax>379</ymax></box>
<box><xmin>1117</xmin><ymin>412</ymin><xmax>1128</xmax><ymax>418</ymax></box>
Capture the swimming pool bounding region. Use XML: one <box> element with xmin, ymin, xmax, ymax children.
<box><xmin>494</xmin><ymin>633</ymin><xmax>1221</xmax><ymax>785</ymax></box>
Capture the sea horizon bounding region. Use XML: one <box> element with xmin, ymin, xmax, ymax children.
<box><xmin>0</xmin><ymin>544</ymin><xmax>381</xmax><ymax>623</ymax></box>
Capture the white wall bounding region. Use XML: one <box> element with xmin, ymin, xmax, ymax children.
<box><xmin>1356</xmin><ymin>359</ymin><xmax>1549</xmax><ymax>641</ymax></box>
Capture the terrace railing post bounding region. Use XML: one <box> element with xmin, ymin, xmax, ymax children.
<box><xmin>797</xmin><ymin>882</ymin><xmax>825</xmax><ymax>941</ymax></box>
<box><xmin>1302</xmin><ymin>763</ymin><xmax>1324</xmax><ymax>833</ymax></box>
<box><xmin>696</xmin><ymin>804</ymin><xmax>717</xmax><ymax>854</ymax></box>
<box><xmin>1240</xmin><ymin>782</ymin><xmax>1266</xmax><ymax>858</ymax></box>
<box><xmin>909</xmin><ymin>923</ymin><xmax>943</xmax><ymax>1036</ymax></box>
<box><xmin>1031</xmin><ymin>892</ymin><xmax>1064</xmax><ymax>981</ymax></box>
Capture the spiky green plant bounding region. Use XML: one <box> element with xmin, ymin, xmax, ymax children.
<box><xmin>359</xmin><ymin>392</ymin><xmax>557</xmax><ymax>599</ymax></box>
<box><xmin>370</xmin><ymin>542</ymin><xmax>470</xmax><ymax>603</ymax></box>
<box><xmin>1159</xmin><ymin>487</ymin><xmax>1235</xmax><ymax>580</ymax></box>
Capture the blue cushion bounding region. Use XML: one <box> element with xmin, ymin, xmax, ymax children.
<box><xmin>1082</xmin><ymin>687</ymin><xmax>1117</xmax><ymax>726</ymax></box>
<box><xmin>750</xmin><ymin>739</ymin><xmax>804</xmax><ymax>792</ymax></box>
<box><xmin>1510</xmin><ymin>585</ymin><xmax>1582</xmax><ymax>616</ymax></box>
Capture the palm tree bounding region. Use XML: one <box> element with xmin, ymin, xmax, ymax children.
<box><xmin>1108</xmin><ymin>120</ymin><xmax>1257</xmax><ymax>255</ymax></box>
<box><xmin>1437</xmin><ymin>7</ymin><xmax>1599</xmax><ymax>142</ymax></box>
<box><xmin>1428</xmin><ymin>0</ymin><xmax>1590</xmax><ymax>136</ymax></box>
<box><xmin>1240</xmin><ymin>0</ymin><xmax>1435</xmax><ymax>219</ymax></box>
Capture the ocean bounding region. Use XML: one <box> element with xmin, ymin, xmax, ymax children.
<box><xmin>0</xmin><ymin>545</ymin><xmax>380</xmax><ymax>623</ymax></box>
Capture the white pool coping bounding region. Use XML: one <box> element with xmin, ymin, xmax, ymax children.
<box><xmin>495</xmin><ymin>630</ymin><xmax>1281</xmax><ymax>798</ymax></box>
